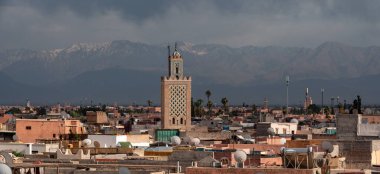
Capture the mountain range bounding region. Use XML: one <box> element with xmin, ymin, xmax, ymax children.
<box><xmin>0</xmin><ymin>40</ymin><xmax>380</xmax><ymax>105</ymax></box>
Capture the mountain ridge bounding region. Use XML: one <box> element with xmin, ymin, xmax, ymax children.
<box><xmin>0</xmin><ymin>40</ymin><xmax>380</xmax><ymax>104</ymax></box>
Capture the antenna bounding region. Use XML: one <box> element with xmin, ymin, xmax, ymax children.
<box><xmin>321</xmin><ymin>88</ymin><xmax>324</xmax><ymax>109</ymax></box>
<box><xmin>285</xmin><ymin>75</ymin><xmax>290</xmax><ymax>118</ymax></box>
<box><xmin>174</xmin><ymin>42</ymin><xmax>178</xmax><ymax>51</ymax></box>
<box><xmin>167</xmin><ymin>45</ymin><xmax>171</xmax><ymax>57</ymax></box>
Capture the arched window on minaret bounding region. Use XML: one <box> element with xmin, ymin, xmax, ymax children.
<box><xmin>172</xmin><ymin>118</ymin><xmax>175</xmax><ymax>125</ymax></box>
<box><xmin>180</xmin><ymin>118</ymin><xmax>183</xmax><ymax>124</ymax></box>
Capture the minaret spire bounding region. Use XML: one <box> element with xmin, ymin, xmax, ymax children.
<box><xmin>167</xmin><ymin>45</ymin><xmax>171</xmax><ymax>57</ymax></box>
<box><xmin>174</xmin><ymin>42</ymin><xmax>178</xmax><ymax>51</ymax></box>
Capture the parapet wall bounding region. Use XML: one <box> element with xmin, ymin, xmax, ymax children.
<box><xmin>186</xmin><ymin>167</ymin><xmax>319</xmax><ymax>174</ymax></box>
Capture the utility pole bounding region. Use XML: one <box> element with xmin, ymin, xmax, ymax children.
<box><xmin>285</xmin><ymin>75</ymin><xmax>290</xmax><ymax>118</ymax></box>
<box><xmin>321</xmin><ymin>88</ymin><xmax>324</xmax><ymax>114</ymax></box>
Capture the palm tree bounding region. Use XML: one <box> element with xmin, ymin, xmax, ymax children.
<box><xmin>205</xmin><ymin>90</ymin><xmax>212</xmax><ymax>118</ymax></box>
<box><xmin>194</xmin><ymin>99</ymin><xmax>204</xmax><ymax>118</ymax></box>
<box><xmin>205</xmin><ymin>90</ymin><xmax>211</xmax><ymax>102</ymax></box>
<box><xmin>147</xmin><ymin>100</ymin><xmax>153</xmax><ymax>107</ymax></box>
<box><xmin>206</xmin><ymin>100</ymin><xmax>213</xmax><ymax>119</ymax></box>
<box><xmin>221</xmin><ymin>97</ymin><xmax>229</xmax><ymax>115</ymax></box>
<box><xmin>147</xmin><ymin>100</ymin><xmax>153</xmax><ymax>117</ymax></box>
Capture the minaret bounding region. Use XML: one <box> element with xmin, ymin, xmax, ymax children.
<box><xmin>304</xmin><ymin>88</ymin><xmax>313</xmax><ymax>110</ymax></box>
<box><xmin>161</xmin><ymin>43</ymin><xmax>192</xmax><ymax>131</ymax></box>
<box><xmin>168</xmin><ymin>43</ymin><xmax>184</xmax><ymax>79</ymax></box>
<box><xmin>263</xmin><ymin>97</ymin><xmax>268</xmax><ymax>109</ymax></box>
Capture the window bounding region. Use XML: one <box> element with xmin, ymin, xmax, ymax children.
<box><xmin>176</xmin><ymin>67</ymin><xmax>179</xmax><ymax>74</ymax></box>
<box><xmin>26</xmin><ymin>126</ymin><xmax>31</xmax><ymax>130</ymax></box>
<box><xmin>283</xmin><ymin>128</ymin><xmax>287</xmax><ymax>134</ymax></box>
<box><xmin>53</xmin><ymin>134</ymin><xmax>56</xmax><ymax>138</ymax></box>
<box><xmin>172</xmin><ymin>118</ymin><xmax>175</xmax><ymax>124</ymax></box>
<box><xmin>180</xmin><ymin>118</ymin><xmax>183</xmax><ymax>124</ymax></box>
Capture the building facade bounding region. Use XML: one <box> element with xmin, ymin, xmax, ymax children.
<box><xmin>161</xmin><ymin>44</ymin><xmax>192</xmax><ymax>131</ymax></box>
<box><xmin>16</xmin><ymin>119</ymin><xmax>86</xmax><ymax>143</ymax></box>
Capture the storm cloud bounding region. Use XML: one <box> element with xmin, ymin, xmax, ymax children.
<box><xmin>0</xmin><ymin>0</ymin><xmax>380</xmax><ymax>50</ymax></box>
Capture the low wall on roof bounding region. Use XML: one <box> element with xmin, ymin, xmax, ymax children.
<box><xmin>186</xmin><ymin>167</ymin><xmax>319</xmax><ymax>174</ymax></box>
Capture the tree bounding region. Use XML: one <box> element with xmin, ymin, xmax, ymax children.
<box><xmin>252</xmin><ymin>104</ymin><xmax>257</xmax><ymax>115</ymax></box>
<box><xmin>205</xmin><ymin>90</ymin><xmax>211</xmax><ymax>102</ymax></box>
<box><xmin>205</xmin><ymin>90</ymin><xmax>212</xmax><ymax>118</ymax></box>
<box><xmin>6</xmin><ymin>107</ymin><xmax>22</xmax><ymax>114</ymax></box>
<box><xmin>35</xmin><ymin>107</ymin><xmax>47</xmax><ymax>116</ymax></box>
<box><xmin>101</xmin><ymin>104</ymin><xmax>106</xmax><ymax>111</ymax></box>
<box><xmin>357</xmin><ymin>95</ymin><xmax>362</xmax><ymax>114</ymax></box>
<box><xmin>324</xmin><ymin>106</ymin><xmax>331</xmax><ymax>119</ymax></box>
<box><xmin>307</xmin><ymin>104</ymin><xmax>320</xmax><ymax>114</ymax></box>
<box><xmin>147</xmin><ymin>100</ymin><xmax>153</xmax><ymax>107</ymax></box>
<box><xmin>147</xmin><ymin>100</ymin><xmax>153</xmax><ymax>114</ymax></box>
<box><xmin>221</xmin><ymin>97</ymin><xmax>229</xmax><ymax>115</ymax></box>
<box><xmin>194</xmin><ymin>99</ymin><xmax>204</xmax><ymax>118</ymax></box>
<box><xmin>206</xmin><ymin>100</ymin><xmax>213</xmax><ymax>119</ymax></box>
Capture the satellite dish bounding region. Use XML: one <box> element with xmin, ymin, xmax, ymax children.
<box><xmin>12</xmin><ymin>135</ymin><xmax>18</xmax><ymax>141</ymax></box>
<box><xmin>267</xmin><ymin>127</ymin><xmax>275</xmax><ymax>136</ymax></box>
<box><xmin>234</xmin><ymin>150</ymin><xmax>247</xmax><ymax>163</ymax></box>
<box><xmin>184</xmin><ymin>136</ymin><xmax>192</xmax><ymax>144</ymax></box>
<box><xmin>0</xmin><ymin>164</ymin><xmax>12</xmax><ymax>174</ymax></box>
<box><xmin>321</xmin><ymin>141</ymin><xmax>334</xmax><ymax>153</ymax></box>
<box><xmin>94</xmin><ymin>141</ymin><xmax>100</xmax><ymax>148</ymax></box>
<box><xmin>280</xmin><ymin>138</ymin><xmax>286</xmax><ymax>145</ymax></box>
<box><xmin>119</xmin><ymin>167</ymin><xmax>131</xmax><ymax>174</ymax></box>
<box><xmin>82</xmin><ymin>139</ymin><xmax>92</xmax><ymax>147</ymax></box>
<box><xmin>190</xmin><ymin>138</ymin><xmax>200</xmax><ymax>146</ymax></box>
<box><xmin>170</xmin><ymin>136</ymin><xmax>181</xmax><ymax>146</ymax></box>
<box><xmin>290</xmin><ymin>118</ymin><xmax>299</xmax><ymax>124</ymax></box>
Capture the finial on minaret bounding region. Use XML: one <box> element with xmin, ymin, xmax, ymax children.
<box><xmin>167</xmin><ymin>45</ymin><xmax>171</xmax><ymax>57</ymax></box>
<box><xmin>174</xmin><ymin>42</ymin><xmax>178</xmax><ymax>51</ymax></box>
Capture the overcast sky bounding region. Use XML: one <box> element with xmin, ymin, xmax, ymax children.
<box><xmin>0</xmin><ymin>0</ymin><xmax>380</xmax><ymax>50</ymax></box>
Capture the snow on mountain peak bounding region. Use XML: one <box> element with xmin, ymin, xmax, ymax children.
<box><xmin>64</xmin><ymin>42</ymin><xmax>111</xmax><ymax>53</ymax></box>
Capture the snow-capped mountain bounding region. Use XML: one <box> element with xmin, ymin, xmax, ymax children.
<box><xmin>0</xmin><ymin>40</ymin><xmax>380</xmax><ymax>104</ymax></box>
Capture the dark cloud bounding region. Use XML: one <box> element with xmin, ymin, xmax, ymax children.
<box><xmin>0</xmin><ymin>0</ymin><xmax>380</xmax><ymax>50</ymax></box>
